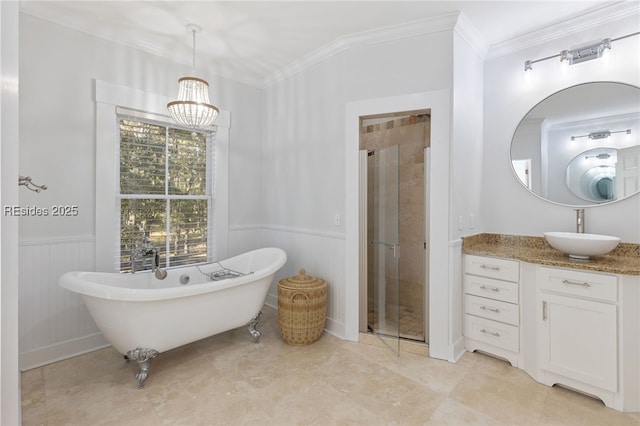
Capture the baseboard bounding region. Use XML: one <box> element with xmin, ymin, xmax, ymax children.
<box><xmin>323</xmin><ymin>317</ymin><xmax>344</xmax><ymax>340</ymax></box>
<box><xmin>452</xmin><ymin>335</ymin><xmax>466</xmax><ymax>362</ymax></box>
<box><xmin>20</xmin><ymin>333</ymin><xmax>110</xmax><ymax>371</ymax></box>
<box><xmin>265</xmin><ymin>293</ymin><xmax>278</xmax><ymax>309</ymax></box>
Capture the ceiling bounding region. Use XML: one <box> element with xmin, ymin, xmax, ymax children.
<box><xmin>20</xmin><ymin>0</ymin><xmax>624</xmax><ymax>87</ymax></box>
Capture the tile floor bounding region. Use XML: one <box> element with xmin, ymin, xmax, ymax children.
<box><xmin>398</xmin><ymin>305</ymin><xmax>424</xmax><ymax>341</ymax></box>
<box><xmin>22</xmin><ymin>306</ymin><xmax>639</xmax><ymax>425</ymax></box>
<box><xmin>368</xmin><ymin>304</ymin><xmax>425</xmax><ymax>341</ymax></box>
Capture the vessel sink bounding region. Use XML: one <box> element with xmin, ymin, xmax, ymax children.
<box><xmin>543</xmin><ymin>232</ymin><xmax>621</xmax><ymax>259</ymax></box>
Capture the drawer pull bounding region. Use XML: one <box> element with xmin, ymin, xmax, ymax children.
<box><xmin>562</xmin><ymin>279</ymin><xmax>591</xmax><ymax>288</ymax></box>
<box><xmin>480</xmin><ymin>305</ymin><xmax>500</xmax><ymax>313</ymax></box>
<box><xmin>479</xmin><ymin>285</ymin><xmax>500</xmax><ymax>292</ymax></box>
<box><xmin>480</xmin><ymin>328</ymin><xmax>500</xmax><ymax>337</ymax></box>
<box><xmin>480</xmin><ymin>264</ymin><xmax>500</xmax><ymax>271</ymax></box>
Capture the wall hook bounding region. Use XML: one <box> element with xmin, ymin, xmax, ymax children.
<box><xmin>19</xmin><ymin>175</ymin><xmax>47</xmax><ymax>192</ymax></box>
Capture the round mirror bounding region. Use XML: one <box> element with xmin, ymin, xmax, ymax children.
<box><xmin>510</xmin><ymin>82</ymin><xmax>640</xmax><ymax>206</ymax></box>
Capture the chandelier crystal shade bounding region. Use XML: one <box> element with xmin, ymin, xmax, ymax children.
<box><xmin>167</xmin><ymin>25</ymin><xmax>219</xmax><ymax>129</ymax></box>
<box><xmin>167</xmin><ymin>77</ymin><xmax>219</xmax><ymax>128</ymax></box>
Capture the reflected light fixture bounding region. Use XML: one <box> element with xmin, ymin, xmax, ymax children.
<box><xmin>524</xmin><ymin>32</ymin><xmax>638</xmax><ymax>71</ymax></box>
<box><xmin>167</xmin><ymin>24</ymin><xmax>219</xmax><ymax>129</ymax></box>
<box><xmin>571</xmin><ymin>129</ymin><xmax>631</xmax><ymax>141</ymax></box>
<box><xmin>585</xmin><ymin>153</ymin><xmax>611</xmax><ymax>160</ymax></box>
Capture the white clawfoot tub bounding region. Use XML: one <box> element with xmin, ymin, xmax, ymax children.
<box><xmin>59</xmin><ymin>247</ymin><xmax>286</xmax><ymax>388</ymax></box>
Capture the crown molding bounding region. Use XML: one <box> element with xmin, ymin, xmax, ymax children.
<box><xmin>262</xmin><ymin>12</ymin><xmax>460</xmax><ymax>88</ymax></box>
<box><xmin>21</xmin><ymin>3</ymin><xmax>170</xmax><ymax>57</ymax></box>
<box><xmin>487</xmin><ymin>1</ymin><xmax>640</xmax><ymax>59</ymax></box>
<box><xmin>549</xmin><ymin>111</ymin><xmax>640</xmax><ymax>130</ymax></box>
<box><xmin>21</xmin><ymin>5</ymin><xmax>267</xmax><ymax>89</ymax></box>
<box><xmin>454</xmin><ymin>11</ymin><xmax>489</xmax><ymax>59</ymax></box>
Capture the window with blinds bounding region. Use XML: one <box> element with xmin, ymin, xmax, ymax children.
<box><xmin>118</xmin><ymin>117</ymin><xmax>214</xmax><ymax>272</ymax></box>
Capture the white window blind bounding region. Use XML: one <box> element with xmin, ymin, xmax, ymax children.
<box><xmin>117</xmin><ymin>112</ymin><xmax>215</xmax><ymax>272</ymax></box>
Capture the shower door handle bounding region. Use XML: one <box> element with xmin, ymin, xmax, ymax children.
<box><xmin>371</xmin><ymin>241</ymin><xmax>400</xmax><ymax>259</ymax></box>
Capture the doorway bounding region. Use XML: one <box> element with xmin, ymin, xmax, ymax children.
<box><xmin>359</xmin><ymin>111</ymin><xmax>430</xmax><ymax>352</ymax></box>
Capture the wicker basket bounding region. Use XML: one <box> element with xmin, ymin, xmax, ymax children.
<box><xmin>277</xmin><ymin>269</ymin><xmax>327</xmax><ymax>345</ymax></box>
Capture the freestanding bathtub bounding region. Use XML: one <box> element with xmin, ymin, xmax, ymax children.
<box><xmin>59</xmin><ymin>247</ymin><xmax>287</xmax><ymax>388</ymax></box>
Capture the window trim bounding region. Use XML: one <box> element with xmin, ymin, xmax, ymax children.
<box><xmin>95</xmin><ymin>79</ymin><xmax>229</xmax><ymax>272</ymax></box>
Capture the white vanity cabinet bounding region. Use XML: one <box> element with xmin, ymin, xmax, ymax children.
<box><xmin>537</xmin><ymin>267</ymin><xmax>617</xmax><ymax>393</ymax></box>
<box><xmin>463</xmin><ymin>255</ymin><xmax>520</xmax><ymax>367</ymax></box>
<box><xmin>535</xmin><ymin>266</ymin><xmax>640</xmax><ymax>412</ymax></box>
<box><xmin>463</xmin><ymin>242</ymin><xmax>640</xmax><ymax>412</ymax></box>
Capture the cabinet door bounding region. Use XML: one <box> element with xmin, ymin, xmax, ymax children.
<box><xmin>538</xmin><ymin>293</ymin><xmax>617</xmax><ymax>392</ymax></box>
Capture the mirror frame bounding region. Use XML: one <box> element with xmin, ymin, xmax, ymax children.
<box><xmin>510</xmin><ymin>81</ymin><xmax>640</xmax><ymax>207</ymax></box>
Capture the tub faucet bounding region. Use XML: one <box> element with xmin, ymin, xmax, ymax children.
<box><xmin>131</xmin><ymin>236</ymin><xmax>166</xmax><ymax>279</ymax></box>
<box><xmin>130</xmin><ymin>246</ymin><xmax>155</xmax><ymax>273</ymax></box>
<box><xmin>575</xmin><ymin>208</ymin><xmax>585</xmax><ymax>233</ymax></box>
<box><xmin>153</xmin><ymin>252</ymin><xmax>167</xmax><ymax>280</ymax></box>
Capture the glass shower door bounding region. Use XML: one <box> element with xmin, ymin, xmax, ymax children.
<box><xmin>368</xmin><ymin>144</ymin><xmax>400</xmax><ymax>355</ymax></box>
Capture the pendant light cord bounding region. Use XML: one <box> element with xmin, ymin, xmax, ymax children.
<box><xmin>192</xmin><ymin>28</ymin><xmax>196</xmax><ymax>72</ymax></box>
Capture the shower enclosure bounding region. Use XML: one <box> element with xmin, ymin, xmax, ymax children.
<box><xmin>359</xmin><ymin>111</ymin><xmax>430</xmax><ymax>353</ymax></box>
<box><xmin>366</xmin><ymin>145</ymin><xmax>401</xmax><ymax>353</ymax></box>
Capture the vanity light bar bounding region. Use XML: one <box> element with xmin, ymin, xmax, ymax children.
<box><xmin>524</xmin><ymin>32</ymin><xmax>639</xmax><ymax>71</ymax></box>
<box><xmin>571</xmin><ymin>129</ymin><xmax>631</xmax><ymax>141</ymax></box>
<box><xmin>588</xmin><ymin>130</ymin><xmax>611</xmax><ymax>140</ymax></box>
<box><xmin>585</xmin><ymin>153</ymin><xmax>611</xmax><ymax>160</ymax></box>
<box><xmin>564</xmin><ymin>38</ymin><xmax>611</xmax><ymax>65</ymax></box>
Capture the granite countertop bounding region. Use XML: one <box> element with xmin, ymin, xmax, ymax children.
<box><xmin>462</xmin><ymin>233</ymin><xmax>640</xmax><ymax>275</ymax></box>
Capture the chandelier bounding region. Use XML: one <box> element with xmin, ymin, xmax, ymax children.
<box><xmin>167</xmin><ymin>24</ymin><xmax>219</xmax><ymax>129</ymax></box>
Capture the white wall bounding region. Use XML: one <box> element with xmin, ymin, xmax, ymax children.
<box><xmin>18</xmin><ymin>14</ymin><xmax>264</xmax><ymax>368</ymax></box>
<box><xmin>452</xmin><ymin>25</ymin><xmax>484</xmax><ymax>240</ymax></box>
<box><xmin>1</xmin><ymin>2</ymin><xmax>22</xmax><ymax>423</ymax></box>
<box><xmin>263</xmin><ymin>30</ymin><xmax>454</xmax><ymax>337</ymax></box>
<box><xmin>482</xmin><ymin>13</ymin><xmax>640</xmax><ymax>242</ymax></box>
<box><xmin>449</xmin><ymin>28</ymin><xmax>484</xmax><ymax>357</ymax></box>
<box><xmin>262</xmin><ymin>47</ymin><xmax>352</xmax><ymax>336</ymax></box>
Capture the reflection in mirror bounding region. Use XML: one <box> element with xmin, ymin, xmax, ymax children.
<box><xmin>566</xmin><ymin>147</ymin><xmax>616</xmax><ymax>202</ymax></box>
<box><xmin>510</xmin><ymin>82</ymin><xmax>640</xmax><ymax>206</ymax></box>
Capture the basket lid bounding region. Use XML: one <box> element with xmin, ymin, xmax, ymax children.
<box><xmin>279</xmin><ymin>268</ymin><xmax>325</xmax><ymax>286</ymax></box>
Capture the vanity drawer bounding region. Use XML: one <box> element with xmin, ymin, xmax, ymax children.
<box><xmin>465</xmin><ymin>294</ymin><xmax>519</xmax><ymax>326</ymax></box>
<box><xmin>464</xmin><ymin>314</ymin><xmax>519</xmax><ymax>352</ymax></box>
<box><xmin>464</xmin><ymin>275</ymin><xmax>519</xmax><ymax>304</ymax></box>
<box><xmin>465</xmin><ymin>255</ymin><xmax>519</xmax><ymax>282</ymax></box>
<box><xmin>538</xmin><ymin>267</ymin><xmax>617</xmax><ymax>303</ymax></box>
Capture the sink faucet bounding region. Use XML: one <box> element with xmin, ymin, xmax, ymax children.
<box><xmin>575</xmin><ymin>208</ymin><xmax>585</xmax><ymax>233</ymax></box>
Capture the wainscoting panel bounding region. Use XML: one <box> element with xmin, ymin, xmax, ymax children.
<box><xmin>19</xmin><ymin>237</ymin><xmax>108</xmax><ymax>370</ymax></box>
<box><xmin>262</xmin><ymin>226</ymin><xmax>346</xmax><ymax>338</ymax></box>
<box><xmin>449</xmin><ymin>238</ymin><xmax>465</xmax><ymax>361</ymax></box>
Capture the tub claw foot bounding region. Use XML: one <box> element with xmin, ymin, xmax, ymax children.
<box><xmin>247</xmin><ymin>311</ymin><xmax>262</xmax><ymax>343</ymax></box>
<box><xmin>126</xmin><ymin>347</ymin><xmax>159</xmax><ymax>389</ymax></box>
